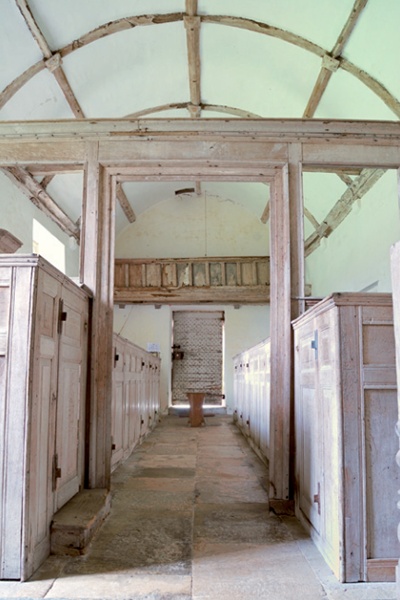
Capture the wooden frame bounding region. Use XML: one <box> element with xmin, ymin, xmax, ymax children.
<box><xmin>0</xmin><ymin>117</ymin><xmax>399</xmax><ymax>503</ymax></box>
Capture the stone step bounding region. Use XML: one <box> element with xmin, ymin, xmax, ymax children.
<box><xmin>50</xmin><ymin>489</ymin><xmax>111</xmax><ymax>556</ymax></box>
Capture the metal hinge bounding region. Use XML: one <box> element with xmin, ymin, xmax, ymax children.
<box><xmin>313</xmin><ymin>482</ymin><xmax>321</xmax><ymax>515</ymax></box>
<box><xmin>57</xmin><ymin>299</ymin><xmax>67</xmax><ymax>334</ymax></box>
<box><xmin>52</xmin><ymin>454</ymin><xmax>62</xmax><ymax>491</ymax></box>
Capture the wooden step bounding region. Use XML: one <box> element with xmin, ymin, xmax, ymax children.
<box><xmin>51</xmin><ymin>489</ymin><xmax>111</xmax><ymax>556</ymax></box>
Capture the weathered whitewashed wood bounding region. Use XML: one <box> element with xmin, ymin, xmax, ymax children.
<box><xmin>303</xmin><ymin>0</ymin><xmax>368</xmax><ymax>118</ymax></box>
<box><xmin>389</xmin><ymin>240</ymin><xmax>400</xmax><ymax>589</ymax></box>
<box><xmin>116</xmin><ymin>182</ymin><xmax>136</xmax><ymax>223</ymax></box>
<box><xmin>111</xmin><ymin>334</ymin><xmax>160</xmax><ymax>470</ymax></box>
<box><xmin>0</xmin><ymin>229</ymin><xmax>22</xmax><ymax>253</ymax></box>
<box><xmin>114</xmin><ymin>257</ymin><xmax>271</xmax><ymax>304</ymax></box>
<box><xmin>81</xmin><ymin>145</ymin><xmax>115</xmax><ymax>489</ymax></box>
<box><xmin>293</xmin><ymin>293</ymin><xmax>398</xmax><ymax>583</ymax></box>
<box><xmin>305</xmin><ymin>169</ymin><xmax>386</xmax><ymax>257</ymax></box>
<box><xmin>0</xmin><ymin>255</ymin><xmax>89</xmax><ymax>581</ymax></box>
<box><xmin>233</xmin><ymin>338</ymin><xmax>271</xmax><ymax>462</ymax></box>
<box><xmin>2</xmin><ymin>167</ymin><xmax>80</xmax><ymax>242</ymax></box>
<box><xmin>269</xmin><ymin>166</ymin><xmax>292</xmax><ymax>509</ymax></box>
<box><xmin>289</xmin><ymin>143</ymin><xmax>305</xmax><ymax>318</ymax></box>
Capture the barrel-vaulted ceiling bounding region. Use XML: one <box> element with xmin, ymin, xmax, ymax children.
<box><xmin>0</xmin><ymin>0</ymin><xmax>399</xmax><ymax>251</ymax></box>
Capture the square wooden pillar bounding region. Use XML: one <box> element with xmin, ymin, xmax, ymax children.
<box><xmin>80</xmin><ymin>143</ymin><xmax>115</xmax><ymax>489</ymax></box>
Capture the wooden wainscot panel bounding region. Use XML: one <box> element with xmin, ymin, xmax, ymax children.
<box><xmin>0</xmin><ymin>255</ymin><xmax>90</xmax><ymax>581</ymax></box>
<box><xmin>293</xmin><ymin>292</ymin><xmax>398</xmax><ymax>584</ymax></box>
<box><xmin>114</xmin><ymin>257</ymin><xmax>271</xmax><ymax>304</ymax></box>
<box><xmin>111</xmin><ymin>333</ymin><xmax>161</xmax><ymax>471</ymax></box>
<box><xmin>233</xmin><ymin>338</ymin><xmax>271</xmax><ymax>464</ymax></box>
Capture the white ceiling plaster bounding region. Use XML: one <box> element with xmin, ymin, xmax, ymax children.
<box><xmin>201</xmin><ymin>23</ymin><xmax>321</xmax><ymax>117</ymax></box>
<box><xmin>198</xmin><ymin>0</ymin><xmax>356</xmax><ymax>49</ymax></box>
<box><xmin>0</xmin><ymin>0</ymin><xmax>43</xmax><ymax>90</ymax></box>
<box><xmin>61</xmin><ymin>22</ymin><xmax>188</xmax><ymax>118</ymax></box>
<box><xmin>28</xmin><ymin>0</ymin><xmax>185</xmax><ymax>50</ymax></box>
<box><xmin>1</xmin><ymin>1</ymin><xmax>399</xmax><ymax>251</ymax></box>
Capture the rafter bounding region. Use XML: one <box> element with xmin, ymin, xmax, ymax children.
<box><xmin>14</xmin><ymin>0</ymin><xmax>84</xmax><ymax>118</ymax></box>
<box><xmin>40</xmin><ymin>174</ymin><xmax>55</xmax><ymax>189</ymax></box>
<box><xmin>304</xmin><ymin>168</ymin><xmax>385</xmax><ymax>257</ymax></box>
<box><xmin>2</xmin><ymin>11</ymin><xmax>400</xmax><ymax>118</ymax></box>
<box><xmin>261</xmin><ymin>200</ymin><xmax>270</xmax><ymax>224</ymax></box>
<box><xmin>303</xmin><ymin>0</ymin><xmax>368</xmax><ymax>118</ymax></box>
<box><xmin>304</xmin><ymin>207</ymin><xmax>320</xmax><ymax>230</ymax></box>
<box><xmin>2</xmin><ymin>166</ymin><xmax>80</xmax><ymax>242</ymax></box>
<box><xmin>116</xmin><ymin>182</ymin><xmax>136</xmax><ymax>223</ymax></box>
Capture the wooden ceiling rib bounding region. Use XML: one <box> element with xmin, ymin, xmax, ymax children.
<box><xmin>1</xmin><ymin>7</ymin><xmax>399</xmax><ymax>120</ymax></box>
<box><xmin>303</xmin><ymin>0</ymin><xmax>369</xmax><ymax>118</ymax></box>
<box><xmin>15</xmin><ymin>0</ymin><xmax>84</xmax><ymax>118</ymax></box>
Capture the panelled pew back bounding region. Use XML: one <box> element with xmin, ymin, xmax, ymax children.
<box><xmin>293</xmin><ymin>293</ymin><xmax>399</xmax><ymax>583</ymax></box>
<box><xmin>233</xmin><ymin>338</ymin><xmax>271</xmax><ymax>463</ymax></box>
<box><xmin>111</xmin><ymin>334</ymin><xmax>161</xmax><ymax>470</ymax></box>
<box><xmin>0</xmin><ymin>255</ymin><xmax>89</xmax><ymax>580</ymax></box>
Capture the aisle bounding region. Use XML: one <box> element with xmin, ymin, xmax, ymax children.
<box><xmin>0</xmin><ymin>416</ymin><xmax>395</xmax><ymax>599</ymax></box>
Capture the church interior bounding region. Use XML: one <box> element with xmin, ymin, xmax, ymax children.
<box><xmin>0</xmin><ymin>1</ymin><xmax>400</xmax><ymax>598</ymax></box>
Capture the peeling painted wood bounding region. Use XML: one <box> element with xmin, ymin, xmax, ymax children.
<box><xmin>114</xmin><ymin>256</ymin><xmax>271</xmax><ymax>304</ymax></box>
<box><xmin>1</xmin><ymin>166</ymin><xmax>80</xmax><ymax>242</ymax></box>
<box><xmin>305</xmin><ymin>168</ymin><xmax>386</xmax><ymax>256</ymax></box>
<box><xmin>116</xmin><ymin>182</ymin><xmax>136</xmax><ymax>223</ymax></box>
<box><xmin>303</xmin><ymin>0</ymin><xmax>368</xmax><ymax>117</ymax></box>
<box><xmin>14</xmin><ymin>0</ymin><xmax>84</xmax><ymax>118</ymax></box>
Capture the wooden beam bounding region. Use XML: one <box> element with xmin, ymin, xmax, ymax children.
<box><xmin>303</xmin><ymin>0</ymin><xmax>369</xmax><ymax>117</ymax></box>
<box><xmin>260</xmin><ymin>200</ymin><xmax>270</xmax><ymax>224</ymax></box>
<box><xmin>14</xmin><ymin>0</ymin><xmax>84</xmax><ymax>118</ymax></box>
<box><xmin>185</xmin><ymin>0</ymin><xmax>197</xmax><ymax>16</ymax></box>
<box><xmin>2</xmin><ymin>166</ymin><xmax>80</xmax><ymax>242</ymax></box>
<box><xmin>305</xmin><ymin>168</ymin><xmax>386</xmax><ymax>256</ymax></box>
<box><xmin>116</xmin><ymin>181</ymin><xmax>136</xmax><ymax>223</ymax></box>
<box><xmin>40</xmin><ymin>174</ymin><xmax>55</xmax><ymax>189</ymax></box>
<box><xmin>304</xmin><ymin>207</ymin><xmax>320</xmax><ymax>230</ymax></box>
<box><xmin>269</xmin><ymin>165</ymin><xmax>292</xmax><ymax>510</ymax></box>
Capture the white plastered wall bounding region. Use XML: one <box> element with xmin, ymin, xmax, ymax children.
<box><xmin>305</xmin><ymin>170</ymin><xmax>400</xmax><ymax>296</ymax></box>
<box><xmin>0</xmin><ymin>171</ymin><xmax>80</xmax><ymax>277</ymax></box>
<box><xmin>114</xmin><ymin>193</ymin><xmax>270</xmax><ymax>411</ymax></box>
<box><xmin>113</xmin><ymin>303</ymin><xmax>270</xmax><ymax>413</ymax></box>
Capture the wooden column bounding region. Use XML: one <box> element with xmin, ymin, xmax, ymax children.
<box><xmin>81</xmin><ymin>143</ymin><xmax>115</xmax><ymax>489</ymax></box>
<box><xmin>289</xmin><ymin>143</ymin><xmax>305</xmax><ymax>319</ymax></box>
<box><xmin>269</xmin><ymin>164</ymin><xmax>292</xmax><ymax>511</ymax></box>
<box><xmin>391</xmin><ymin>168</ymin><xmax>400</xmax><ymax>590</ymax></box>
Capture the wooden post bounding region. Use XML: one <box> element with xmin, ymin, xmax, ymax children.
<box><xmin>81</xmin><ymin>143</ymin><xmax>115</xmax><ymax>489</ymax></box>
<box><xmin>269</xmin><ymin>164</ymin><xmax>292</xmax><ymax>511</ymax></box>
<box><xmin>391</xmin><ymin>169</ymin><xmax>400</xmax><ymax>592</ymax></box>
<box><xmin>289</xmin><ymin>143</ymin><xmax>305</xmax><ymax>319</ymax></box>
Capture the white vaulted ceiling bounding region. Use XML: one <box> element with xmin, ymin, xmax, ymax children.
<box><xmin>0</xmin><ymin>0</ymin><xmax>399</xmax><ymax>246</ymax></box>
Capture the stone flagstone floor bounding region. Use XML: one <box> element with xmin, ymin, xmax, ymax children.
<box><xmin>0</xmin><ymin>415</ymin><xmax>396</xmax><ymax>600</ymax></box>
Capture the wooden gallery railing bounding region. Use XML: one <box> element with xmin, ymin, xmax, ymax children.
<box><xmin>111</xmin><ymin>333</ymin><xmax>161</xmax><ymax>470</ymax></box>
<box><xmin>233</xmin><ymin>338</ymin><xmax>271</xmax><ymax>463</ymax></box>
<box><xmin>114</xmin><ymin>257</ymin><xmax>270</xmax><ymax>304</ymax></box>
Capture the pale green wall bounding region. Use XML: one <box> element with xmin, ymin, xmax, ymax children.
<box><xmin>305</xmin><ymin>170</ymin><xmax>400</xmax><ymax>296</ymax></box>
<box><xmin>114</xmin><ymin>303</ymin><xmax>270</xmax><ymax>412</ymax></box>
<box><xmin>0</xmin><ymin>171</ymin><xmax>80</xmax><ymax>276</ymax></box>
<box><xmin>114</xmin><ymin>194</ymin><xmax>270</xmax><ymax>411</ymax></box>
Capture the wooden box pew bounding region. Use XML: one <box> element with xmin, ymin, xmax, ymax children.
<box><xmin>0</xmin><ymin>255</ymin><xmax>89</xmax><ymax>580</ymax></box>
<box><xmin>111</xmin><ymin>333</ymin><xmax>161</xmax><ymax>471</ymax></box>
<box><xmin>293</xmin><ymin>293</ymin><xmax>398</xmax><ymax>583</ymax></box>
<box><xmin>233</xmin><ymin>338</ymin><xmax>271</xmax><ymax>464</ymax></box>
